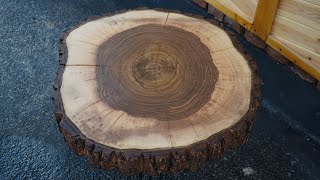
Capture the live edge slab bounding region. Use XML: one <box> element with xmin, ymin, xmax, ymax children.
<box><xmin>52</xmin><ymin>9</ymin><xmax>261</xmax><ymax>176</ymax></box>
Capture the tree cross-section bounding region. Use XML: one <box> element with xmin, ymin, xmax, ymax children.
<box><xmin>52</xmin><ymin>9</ymin><xmax>261</xmax><ymax>175</ymax></box>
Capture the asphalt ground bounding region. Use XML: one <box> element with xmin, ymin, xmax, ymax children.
<box><xmin>0</xmin><ymin>0</ymin><xmax>319</xmax><ymax>179</ymax></box>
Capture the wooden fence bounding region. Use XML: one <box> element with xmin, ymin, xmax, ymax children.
<box><xmin>204</xmin><ymin>0</ymin><xmax>320</xmax><ymax>80</ymax></box>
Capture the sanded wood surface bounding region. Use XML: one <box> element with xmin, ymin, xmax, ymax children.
<box><xmin>267</xmin><ymin>35</ymin><xmax>320</xmax><ymax>80</ymax></box>
<box><xmin>267</xmin><ymin>0</ymin><xmax>320</xmax><ymax>80</ymax></box>
<box><xmin>252</xmin><ymin>0</ymin><xmax>279</xmax><ymax>40</ymax></box>
<box><xmin>213</xmin><ymin>0</ymin><xmax>258</xmax><ymax>22</ymax></box>
<box><xmin>53</xmin><ymin>9</ymin><xmax>260</xmax><ymax>175</ymax></box>
<box><xmin>276</xmin><ymin>0</ymin><xmax>320</xmax><ymax>31</ymax></box>
<box><xmin>203</xmin><ymin>0</ymin><xmax>320</xmax><ymax>80</ymax></box>
<box><xmin>206</xmin><ymin>0</ymin><xmax>258</xmax><ymax>26</ymax></box>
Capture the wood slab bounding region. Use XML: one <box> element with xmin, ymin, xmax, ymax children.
<box><xmin>52</xmin><ymin>9</ymin><xmax>261</xmax><ymax>175</ymax></box>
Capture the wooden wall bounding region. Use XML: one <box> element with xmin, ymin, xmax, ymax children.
<box><xmin>205</xmin><ymin>0</ymin><xmax>259</xmax><ymax>29</ymax></box>
<box><xmin>267</xmin><ymin>0</ymin><xmax>320</xmax><ymax>80</ymax></box>
<box><xmin>213</xmin><ymin>0</ymin><xmax>258</xmax><ymax>23</ymax></box>
<box><xmin>205</xmin><ymin>0</ymin><xmax>320</xmax><ymax>80</ymax></box>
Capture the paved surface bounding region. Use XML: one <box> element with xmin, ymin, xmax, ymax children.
<box><xmin>0</xmin><ymin>0</ymin><xmax>320</xmax><ymax>179</ymax></box>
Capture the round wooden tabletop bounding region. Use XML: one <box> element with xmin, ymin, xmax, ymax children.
<box><xmin>52</xmin><ymin>9</ymin><xmax>261</xmax><ymax>175</ymax></box>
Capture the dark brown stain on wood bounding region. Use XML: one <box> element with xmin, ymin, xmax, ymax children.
<box><xmin>96</xmin><ymin>24</ymin><xmax>217</xmax><ymax>121</ymax></box>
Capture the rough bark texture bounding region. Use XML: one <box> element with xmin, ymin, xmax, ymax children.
<box><xmin>208</xmin><ymin>4</ymin><xmax>225</xmax><ymax>21</ymax></box>
<box><xmin>192</xmin><ymin>0</ymin><xmax>208</xmax><ymax>9</ymax></box>
<box><xmin>224</xmin><ymin>16</ymin><xmax>245</xmax><ymax>35</ymax></box>
<box><xmin>266</xmin><ymin>46</ymin><xmax>290</xmax><ymax>65</ymax></box>
<box><xmin>244</xmin><ymin>30</ymin><xmax>267</xmax><ymax>50</ymax></box>
<box><xmin>52</xmin><ymin>9</ymin><xmax>261</xmax><ymax>176</ymax></box>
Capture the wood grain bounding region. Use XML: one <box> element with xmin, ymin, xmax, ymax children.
<box><xmin>267</xmin><ymin>0</ymin><xmax>320</xmax><ymax>80</ymax></box>
<box><xmin>267</xmin><ymin>35</ymin><xmax>320</xmax><ymax>80</ymax></box>
<box><xmin>96</xmin><ymin>24</ymin><xmax>217</xmax><ymax>121</ymax></box>
<box><xmin>205</xmin><ymin>0</ymin><xmax>254</xmax><ymax>30</ymax></box>
<box><xmin>251</xmin><ymin>0</ymin><xmax>279</xmax><ymax>40</ymax></box>
<box><xmin>52</xmin><ymin>9</ymin><xmax>261</xmax><ymax>175</ymax></box>
<box><xmin>303</xmin><ymin>0</ymin><xmax>320</xmax><ymax>6</ymax></box>
<box><xmin>271</xmin><ymin>16</ymin><xmax>320</xmax><ymax>54</ymax></box>
<box><xmin>204</xmin><ymin>0</ymin><xmax>320</xmax><ymax>80</ymax></box>
<box><xmin>276</xmin><ymin>0</ymin><xmax>320</xmax><ymax>31</ymax></box>
<box><xmin>206</xmin><ymin>0</ymin><xmax>258</xmax><ymax>23</ymax></box>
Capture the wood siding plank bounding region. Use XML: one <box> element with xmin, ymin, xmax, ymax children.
<box><xmin>277</xmin><ymin>0</ymin><xmax>320</xmax><ymax>31</ymax></box>
<box><xmin>267</xmin><ymin>35</ymin><xmax>320</xmax><ymax>80</ymax></box>
<box><xmin>271</xmin><ymin>15</ymin><xmax>320</xmax><ymax>54</ymax></box>
<box><xmin>205</xmin><ymin>0</ymin><xmax>254</xmax><ymax>30</ymax></box>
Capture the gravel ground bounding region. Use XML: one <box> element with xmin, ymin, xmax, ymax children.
<box><xmin>0</xmin><ymin>0</ymin><xmax>320</xmax><ymax>179</ymax></box>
